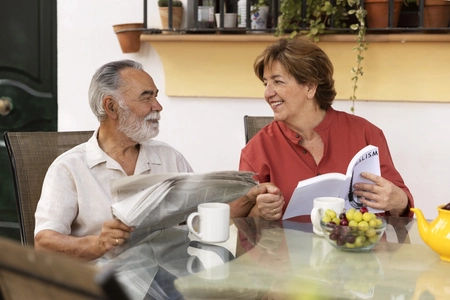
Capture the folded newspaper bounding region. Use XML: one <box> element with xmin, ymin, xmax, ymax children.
<box><xmin>110</xmin><ymin>171</ymin><xmax>257</xmax><ymax>246</ymax></box>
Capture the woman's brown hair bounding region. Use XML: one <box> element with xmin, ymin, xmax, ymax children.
<box><xmin>253</xmin><ymin>38</ymin><xmax>337</xmax><ymax>110</ymax></box>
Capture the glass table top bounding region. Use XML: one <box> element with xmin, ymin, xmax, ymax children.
<box><xmin>102</xmin><ymin>216</ymin><xmax>450</xmax><ymax>300</ymax></box>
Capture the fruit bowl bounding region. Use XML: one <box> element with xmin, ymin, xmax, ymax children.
<box><xmin>320</xmin><ymin>209</ymin><xmax>386</xmax><ymax>252</ymax></box>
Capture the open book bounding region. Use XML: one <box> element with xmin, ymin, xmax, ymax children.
<box><xmin>110</xmin><ymin>171</ymin><xmax>257</xmax><ymax>246</ymax></box>
<box><xmin>283</xmin><ymin>145</ymin><xmax>381</xmax><ymax>220</ymax></box>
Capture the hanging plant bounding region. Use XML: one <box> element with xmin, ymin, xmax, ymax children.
<box><xmin>348</xmin><ymin>0</ymin><xmax>368</xmax><ymax>113</ymax></box>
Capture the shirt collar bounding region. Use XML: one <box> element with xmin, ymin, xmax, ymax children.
<box><xmin>278</xmin><ymin>107</ymin><xmax>335</xmax><ymax>144</ymax></box>
<box><xmin>86</xmin><ymin>128</ymin><xmax>160</xmax><ymax>174</ymax></box>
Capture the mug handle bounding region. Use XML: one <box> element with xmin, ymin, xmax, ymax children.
<box><xmin>187</xmin><ymin>212</ymin><xmax>203</xmax><ymax>240</ymax></box>
<box><xmin>311</xmin><ymin>207</ymin><xmax>324</xmax><ymax>236</ymax></box>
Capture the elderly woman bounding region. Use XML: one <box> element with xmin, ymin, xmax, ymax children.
<box><xmin>238</xmin><ymin>38</ymin><xmax>413</xmax><ymax>221</ymax></box>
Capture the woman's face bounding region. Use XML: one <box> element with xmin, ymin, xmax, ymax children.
<box><xmin>263</xmin><ymin>61</ymin><xmax>313</xmax><ymax>123</ymax></box>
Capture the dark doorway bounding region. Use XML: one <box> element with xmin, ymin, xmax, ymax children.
<box><xmin>0</xmin><ymin>0</ymin><xmax>57</xmax><ymax>241</ymax></box>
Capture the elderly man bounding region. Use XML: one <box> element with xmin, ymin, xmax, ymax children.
<box><xmin>34</xmin><ymin>60</ymin><xmax>282</xmax><ymax>262</ymax></box>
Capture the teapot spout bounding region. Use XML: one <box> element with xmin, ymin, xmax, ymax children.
<box><xmin>410</xmin><ymin>208</ymin><xmax>430</xmax><ymax>240</ymax></box>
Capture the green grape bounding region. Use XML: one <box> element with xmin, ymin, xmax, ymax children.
<box><xmin>353</xmin><ymin>211</ymin><xmax>363</xmax><ymax>222</ymax></box>
<box><xmin>362</xmin><ymin>212</ymin><xmax>373</xmax><ymax>222</ymax></box>
<box><xmin>322</xmin><ymin>215</ymin><xmax>332</xmax><ymax>223</ymax></box>
<box><xmin>346</xmin><ymin>208</ymin><xmax>356</xmax><ymax>221</ymax></box>
<box><xmin>345</xmin><ymin>242</ymin><xmax>356</xmax><ymax>248</ymax></box>
<box><xmin>348</xmin><ymin>220</ymin><xmax>358</xmax><ymax>227</ymax></box>
<box><xmin>357</xmin><ymin>220</ymin><xmax>369</xmax><ymax>231</ymax></box>
<box><xmin>366</xmin><ymin>227</ymin><xmax>376</xmax><ymax>238</ymax></box>
<box><xmin>355</xmin><ymin>235</ymin><xmax>366</xmax><ymax>247</ymax></box>
<box><xmin>326</xmin><ymin>209</ymin><xmax>337</xmax><ymax>219</ymax></box>
<box><xmin>368</xmin><ymin>219</ymin><xmax>378</xmax><ymax>227</ymax></box>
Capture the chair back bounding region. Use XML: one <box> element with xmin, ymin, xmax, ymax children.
<box><xmin>243</xmin><ymin>115</ymin><xmax>273</xmax><ymax>144</ymax></box>
<box><xmin>0</xmin><ymin>236</ymin><xmax>128</xmax><ymax>300</ymax></box>
<box><xmin>3</xmin><ymin>131</ymin><xmax>94</xmax><ymax>246</ymax></box>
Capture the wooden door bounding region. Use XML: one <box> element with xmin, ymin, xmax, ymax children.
<box><xmin>0</xmin><ymin>0</ymin><xmax>57</xmax><ymax>241</ymax></box>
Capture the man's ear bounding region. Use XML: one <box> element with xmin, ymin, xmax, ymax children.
<box><xmin>103</xmin><ymin>97</ymin><xmax>118</xmax><ymax>119</ymax></box>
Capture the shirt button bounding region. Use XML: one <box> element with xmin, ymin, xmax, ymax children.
<box><xmin>302</xmin><ymin>150</ymin><xmax>307</xmax><ymax>154</ymax></box>
<box><xmin>296</xmin><ymin>134</ymin><xmax>300</xmax><ymax>138</ymax></box>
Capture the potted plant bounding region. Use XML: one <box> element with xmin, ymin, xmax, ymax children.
<box><xmin>275</xmin><ymin>0</ymin><xmax>350</xmax><ymax>41</ymax></box>
<box><xmin>158</xmin><ymin>0</ymin><xmax>183</xmax><ymax>33</ymax></box>
<box><xmin>364</xmin><ymin>0</ymin><xmax>403</xmax><ymax>28</ymax></box>
<box><xmin>113</xmin><ymin>23</ymin><xmax>144</xmax><ymax>53</ymax></box>
<box><xmin>419</xmin><ymin>0</ymin><xmax>450</xmax><ymax>28</ymax></box>
<box><xmin>250</xmin><ymin>0</ymin><xmax>270</xmax><ymax>31</ymax></box>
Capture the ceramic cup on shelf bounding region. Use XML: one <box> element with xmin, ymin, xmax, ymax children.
<box><xmin>187</xmin><ymin>202</ymin><xmax>230</xmax><ymax>243</ymax></box>
<box><xmin>215</xmin><ymin>13</ymin><xmax>238</xmax><ymax>28</ymax></box>
<box><xmin>310</xmin><ymin>197</ymin><xmax>345</xmax><ymax>236</ymax></box>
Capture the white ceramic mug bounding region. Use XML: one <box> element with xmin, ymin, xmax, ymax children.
<box><xmin>187</xmin><ymin>202</ymin><xmax>230</xmax><ymax>243</ymax></box>
<box><xmin>310</xmin><ymin>197</ymin><xmax>345</xmax><ymax>236</ymax></box>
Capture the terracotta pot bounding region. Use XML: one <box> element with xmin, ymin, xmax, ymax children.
<box><xmin>420</xmin><ymin>0</ymin><xmax>450</xmax><ymax>28</ymax></box>
<box><xmin>365</xmin><ymin>0</ymin><xmax>404</xmax><ymax>28</ymax></box>
<box><xmin>159</xmin><ymin>7</ymin><xmax>183</xmax><ymax>34</ymax></box>
<box><xmin>113</xmin><ymin>23</ymin><xmax>143</xmax><ymax>53</ymax></box>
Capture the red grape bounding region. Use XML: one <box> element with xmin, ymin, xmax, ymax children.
<box><xmin>360</xmin><ymin>206</ymin><xmax>369</xmax><ymax>214</ymax></box>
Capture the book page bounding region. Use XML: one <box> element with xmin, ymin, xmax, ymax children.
<box><xmin>283</xmin><ymin>173</ymin><xmax>346</xmax><ymax>219</ymax></box>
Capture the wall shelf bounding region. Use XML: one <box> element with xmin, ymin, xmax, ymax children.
<box><xmin>141</xmin><ymin>33</ymin><xmax>450</xmax><ymax>102</ymax></box>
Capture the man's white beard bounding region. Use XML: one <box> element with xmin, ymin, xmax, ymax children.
<box><xmin>117</xmin><ymin>108</ymin><xmax>160</xmax><ymax>143</ymax></box>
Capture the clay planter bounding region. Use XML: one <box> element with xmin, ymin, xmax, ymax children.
<box><xmin>365</xmin><ymin>0</ymin><xmax>403</xmax><ymax>28</ymax></box>
<box><xmin>113</xmin><ymin>23</ymin><xmax>143</xmax><ymax>53</ymax></box>
<box><xmin>159</xmin><ymin>7</ymin><xmax>183</xmax><ymax>33</ymax></box>
<box><xmin>421</xmin><ymin>0</ymin><xmax>450</xmax><ymax>28</ymax></box>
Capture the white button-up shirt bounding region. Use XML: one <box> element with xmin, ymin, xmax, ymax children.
<box><xmin>35</xmin><ymin>130</ymin><xmax>193</xmax><ymax>237</ymax></box>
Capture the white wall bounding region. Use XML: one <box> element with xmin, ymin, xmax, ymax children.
<box><xmin>58</xmin><ymin>0</ymin><xmax>450</xmax><ymax>220</ymax></box>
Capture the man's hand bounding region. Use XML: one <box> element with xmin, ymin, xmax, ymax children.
<box><xmin>97</xmin><ymin>219</ymin><xmax>135</xmax><ymax>253</ymax></box>
<box><xmin>353</xmin><ymin>172</ymin><xmax>409</xmax><ymax>216</ymax></box>
<box><xmin>35</xmin><ymin>219</ymin><xmax>135</xmax><ymax>261</ymax></box>
<box><xmin>248</xmin><ymin>183</ymin><xmax>285</xmax><ymax>220</ymax></box>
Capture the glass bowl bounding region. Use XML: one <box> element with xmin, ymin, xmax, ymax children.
<box><xmin>320</xmin><ymin>217</ymin><xmax>386</xmax><ymax>252</ymax></box>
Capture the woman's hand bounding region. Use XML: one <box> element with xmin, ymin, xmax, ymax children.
<box><xmin>353</xmin><ymin>172</ymin><xmax>409</xmax><ymax>216</ymax></box>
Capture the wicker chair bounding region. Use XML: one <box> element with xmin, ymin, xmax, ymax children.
<box><xmin>0</xmin><ymin>236</ymin><xmax>128</xmax><ymax>300</ymax></box>
<box><xmin>3</xmin><ymin>131</ymin><xmax>94</xmax><ymax>246</ymax></box>
<box><xmin>243</xmin><ymin>115</ymin><xmax>273</xmax><ymax>144</ymax></box>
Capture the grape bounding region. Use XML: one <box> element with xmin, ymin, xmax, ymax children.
<box><xmin>346</xmin><ymin>208</ymin><xmax>356</xmax><ymax>221</ymax></box>
<box><xmin>362</xmin><ymin>212</ymin><xmax>373</xmax><ymax>222</ymax></box>
<box><xmin>366</xmin><ymin>227</ymin><xmax>376</xmax><ymax>238</ymax></box>
<box><xmin>368</xmin><ymin>219</ymin><xmax>378</xmax><ymax>227</ymax></box>
<box><xmin>360</xmin><ymin>206</ymin><xmax>369</xmax><ymax>214</ymax></box>
<box><xmin>357</xmin><ymin>221</ymin><xmax>369</xmax><ymax>231</ymax></box>
<box><xmin>340</xmin><ymin>218</ymin><xmax>349</xmax><ymax>226</ymax></box>
<box><xmin>332</xmin><ymin>217</ymin><xmax>341</xmax><ymax>225</ymax></box>
<box><xmin>353</xmin><ymin>211</ymin><xmax>363</xmax><ymax>222</ymax></box>
<box><xmin>443</xmin><ymin>202</ymin><xmax>450</xmax><ymax>210</ymax></box>
<box><xmin>345</xmin><ymin>235</ymin><xmax>356</xmax><ymax>243</ymax></box>
<box><xmin>325</xmin><ymin>209</ymin><xmax>337</xmax><ymax>219</ymax></box>
<box><xmin>348</xmin><ymin>220</ymin><xmax>358</xmax><ymax>227</ymax></box>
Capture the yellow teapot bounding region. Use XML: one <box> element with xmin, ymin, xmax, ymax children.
<box><xmin>411</xmin><ymin>205</ymin><xmax>450</xmax><ymax>262</ymax></box>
